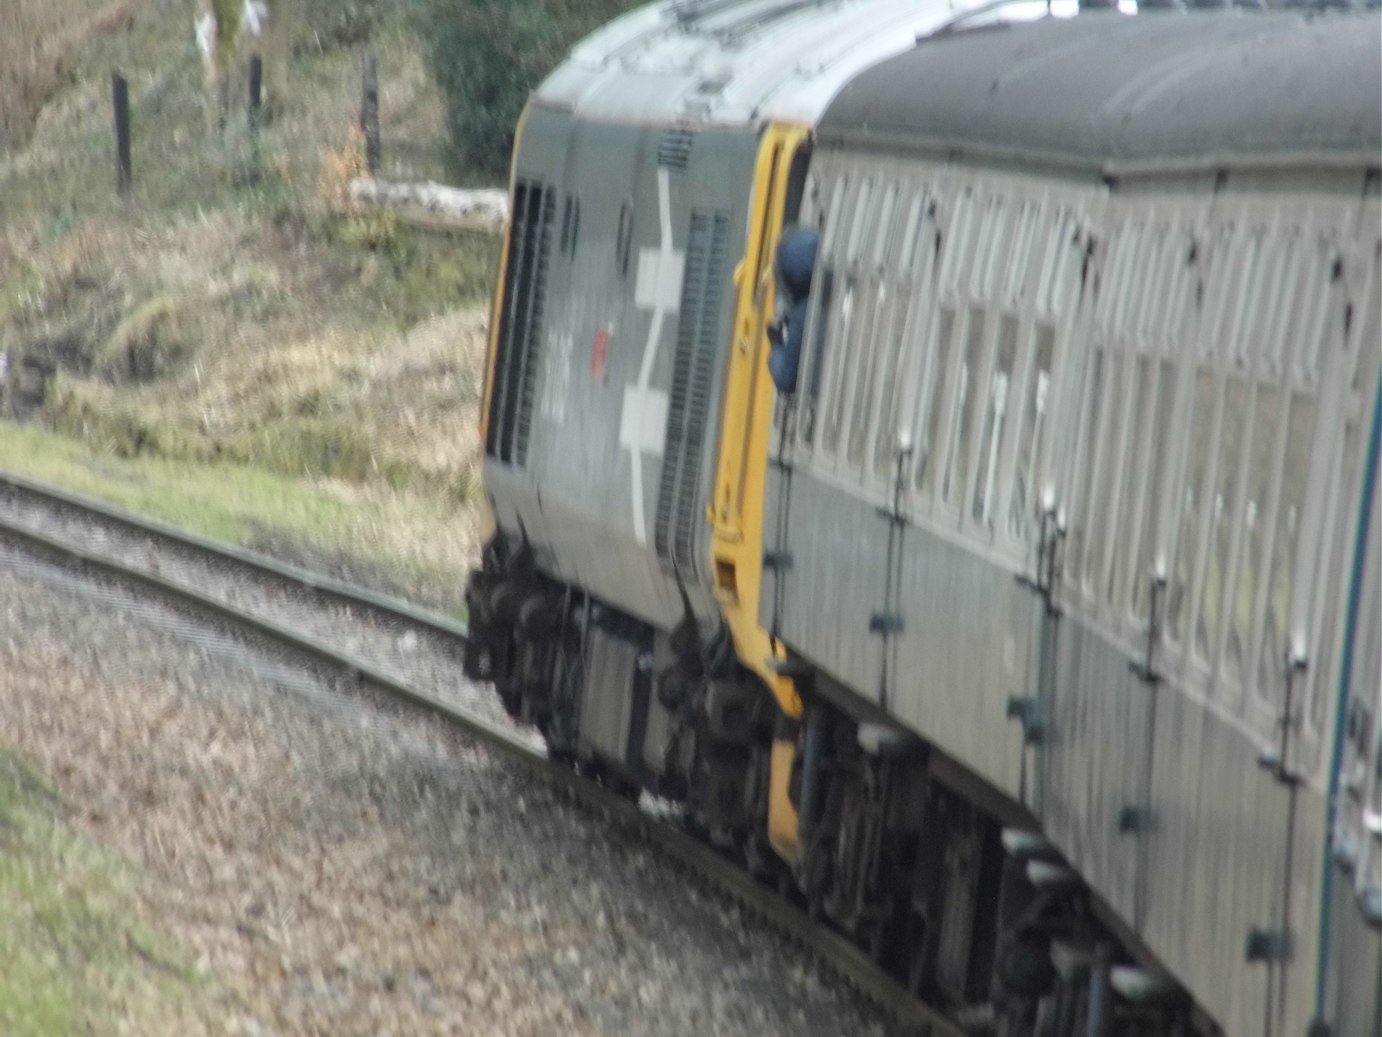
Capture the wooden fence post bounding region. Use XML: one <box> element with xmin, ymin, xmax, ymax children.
<box><xmin>112</xmin><ymin>73</ymin><xmax>132</xmax><ymax>197</ymax></box>
<box><xmin>361</xmin><ymin>48</ymin><xmax>380</xmax><ymax>175</ymax></box>
<box><xmin>247</xmin><ymin>54</ymin><xmax>263</xmax><ymax>185</ymax></box>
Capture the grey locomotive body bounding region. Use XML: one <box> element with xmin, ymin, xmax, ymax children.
<box><xmin>483</xmin><ymin>103</ymin><xmax>759</xmax><ymax>633</ymax></box>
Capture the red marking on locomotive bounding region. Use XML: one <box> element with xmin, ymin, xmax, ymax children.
<box><xmin>592</xmin><ymin>327</ymin><xmax>609</xmax><ymax>381</ymax></box>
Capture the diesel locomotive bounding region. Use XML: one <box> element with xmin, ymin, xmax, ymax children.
<box><xmin>463</xmin><ymin>4</ymin><xmax>1382</xmax><ymax>1033</ymax></box>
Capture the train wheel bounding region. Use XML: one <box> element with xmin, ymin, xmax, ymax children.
<box><xmin>742</xmin><ymin>826</ymin><xmax>784</xmax><ymax>886</ymax></box>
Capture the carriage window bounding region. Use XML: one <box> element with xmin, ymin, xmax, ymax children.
<box><xmin>1108</xmin><ymin>355</ymin><xmax>1156</xmax><ymax>607</ymax></box>
<box><xmin>1003</xmin><ymin>204</ymin><xmax>1038</xmax><ymax>304</ymax></box>
<box><xmin>1100</xmin><ymin>230</ymin><xmax>1122</xmax><ymax>329</ymax></box>
<box><xmin>873</xmin><ymin>288</ymin><xmax>928</xmax><ymax>478</ymax></box>
<box><xmin>1257</xmin><ymin>391</ymin><xmax>1316</xmax><ymax>703</ymax></box>
<box><xmin>1085</xmin><ymin>353</ymin><xmax>1128</xmax><ymax>593</ymax></box>
<box><xmin>819</xmin><ymin>179</ymin><xmax>879</xmax><ymax>454</ymax></box>
<box><xmin>1131</xmin><ymin>229</ymin><xmax>1170</xmax><ymax>340</ymax></box>
<box><xmin>838</xmin><ymin>186</ymin><xmax>899</xmax><ymax>468</ymax></box>
<box><xmin>1197</xmin><ymin>377</ymin><xmax>1250</xmax><ymax>664</ymax></box>
<box><xmin>1158</xmin><ymin>230</ymin><xmax>1187</xmax><ymax>336</ymax></box>
<box><xmin>1129</xmin><ymin>360</ymin><xmax>1178</xmax><ymax>620</ymax></box>
<box><xmin>799</xmin><ymin>179</ymin><xmax>848</xmax><ymax>448</ymax></box>
<box><xmin>872</xmin><ymin>194</ymin><xmax>928</xmax><ymax>472</ymax></box>
<box><xmin>1160</xmin><ymin>233</ymin><xmax>1193</xmax><ymax>342</ymax></box>
<box><xmin>971</xmin><ymin>315</ymin><xmax>1018</xmax><ymax>528</ymax></box>
<box><xmin>1310</xmin><ymin>417</ymin><xmax>1363</xmax><ymax>731</ymax></box>
<box><xmin>1137</xmin><ymin>232</ymin><xmax>1165</xmax><ymax>334</ymax></box>
<box><xmin>1035</xmin><ymin>214</ymin><xmax>1065</xmax><ymax>317</ymax></box>
<box><xmin>1008</xmin><ymin>323</ymin><xmax>1055</xmax><ymax>541</ymax></box>
<box><xmin>1352</xmin><ymin>250</ymin><xmax>1380</xmax><ymax>393</ymax></box>
<box><xmin>821</xmin><ymin>276</ymin><xmax>856</xmax><ymax>454</ymax></box>
<box><xmin>898</xmin><ymin>194</ymin><xmax>924</xmax><ymax>277</ymax></box>
<box><xmin>941</xmin><ymin>190</ymin><xmax>978</xmax><ymax>293</ymax></box>
<box><xmin>873</xmin><ymin>291</ymin><xmax>913</xmax><ymax>476</ymax></box>
<box><xmin>819</xmin><ymin>176</ymin><xmax>848</xmax><ymax>256</ymax></box>
<box><xmin>1228</xmin><ymin>236</ymin><xmax>1266</xmax><ymax>361</ymax></box>
<box><xmin>873</xmin><ymin>184</ymin><xmax>898</xmax><ymax>268</ymax></box>
<box><xmin>846</xmin><ymin>280</ymin><xmax>888</xmax><ymax>466</ymax></box>
<box><xmin>800</xmin><ymin>266</ymin><xmax>835</xmax><ymax>446</ymax></box>
<box><xmin>1097</xmin><ymin>230</ymin><xmax>1130</xmax><ymax>330</ymax></box>
<box><xmin>1065</xmin><ymin>348</ymin><xmax>1106</xmax><ymax>588</ymax></box>
<box><xmin>1246</xmin><ymin>241</ymin><xmax>1288</xmax><ymax>367</ymax></box>
<box><xmin>1262</xmin><ymin>241</ymin><xmax>1301</xmax><ymax>371</ymax></box>
<box><xmin>943</xmin><ymin>308</ymin><xmax>988</xmax><ymax>507</ymax></box>
<box><xmin>979</xmin><ymin>199</ymin><xmax>1012</xmax><ymax>298</ymax></box>
<box><xmin>910</xmin><ymin>196</ymin><xmax>940</xmax><ymax>283</ymax></box>
<box><xmin>965</xmin><ymin>198</ymin><xmax>994</xmax><ymax>296</ymax></box>
<box><xmin>1288</xmin><ymin>249</ymin><xmax>1332</xmax><ymax>381</ymax></box>
<box><xmin>1045</xmin><ymin>213</ymin><xmax>1081</xmax><ymax>317</ymax></box>
<box><xmin>1111</xmin><ymin>229</ymin><xmax>1146</xmax><ymax>333</ymax></box>
<box><xmin>917</xmin><ymin>306</ymin><xmax>957</xmax><ymax>496</ymax></box>
<box><xmin>1212</xmin><ymin>233</ymin><xmax>1259</xmax><ymax>359</ymax></box>
<box><xmin>1228</xmin><ymin>383</ymin><xmax>1283</xmax><ymax>686</ymax></box>
<box><xmin>845</xmin><ymin>180</ymin><xmax>873</xmax><ymax>266</ymax></box>
<box><xmin>1168</xmin><ymin>371</ymin><xmax>1218</xmax><ymax>642</ymax></box>
<box><xmin>1203</xmin><ymin>229</ymin><xmax>1241</xmax><ymax>358</ymax></box>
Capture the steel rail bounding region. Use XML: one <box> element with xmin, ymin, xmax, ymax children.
<box><xmin>0</xmin><ymin>469</ymin><xmax>469</xmax><ymax>639</ymax></box>
<box><xmin>0</xmin><ymin>472</ymin><xmax>962</xmax><ymax>1037</ymax></box>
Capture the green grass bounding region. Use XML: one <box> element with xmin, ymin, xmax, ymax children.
<box><xmin>0</xmin><ymin>421</ymin><xmax>477</xmax><ymax>606</ymax></box>
<box><xmin>0</xmin><ymin>751</ymin><xmax>198</xmax><ymax>1035</ymax></box>
<box><xmin>0</xmin><ymin>421</ymin><xmax>348</xmax><ymax>542</ymax></box>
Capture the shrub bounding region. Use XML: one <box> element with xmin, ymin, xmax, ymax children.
<box><xmin>286</xmin><ymin>0</ymin><xmax>384</xmax><ymax>54</ymax></box>
<box><xmin>415</xmin><ymin>0</ymin><xmax>642</xmax><ymax>179</ymax></box>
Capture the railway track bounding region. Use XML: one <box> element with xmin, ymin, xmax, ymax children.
<box><xmin>0</xmin><ymin>468</ymin><xmax>963</xmax><ymax>1037</ymax></box>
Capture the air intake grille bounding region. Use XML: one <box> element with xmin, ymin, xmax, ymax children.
<box><xmin>657</xmin><ymin>129</ymin><xmax>695</xmax><ymax>171</ymax></box>
<box><xmin>487</xmin><ymin>178</ymin><xmax>555</xmax><ymax>466</ymax></box>
<box><xmin>654</xmin><ymin>209</ymin><xmax>730</xmax><ymax>575</ymax></box>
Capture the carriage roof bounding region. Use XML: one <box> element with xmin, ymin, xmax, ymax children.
<box><xmin>819</xmin><ymin>11</ymin><xmax>1382</xmax><ymax>173</ymax></box>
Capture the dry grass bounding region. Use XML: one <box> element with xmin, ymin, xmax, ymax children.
<box><xmin>19</xmin><ymin>207</ymin><xmax>497</xmax><ymax>496</ymax></box>
<box><xmin>0</xmin><ymin>748</ymin><xmax>205</xmax><ymax>1036</ymax></box>
<box><xmin>0</xmin><ymin>422</ymin><xmax>485</xmax><ymax>608</ymax></box>
<box><xmin>0</xmin><ymin>600</ymin><xmax>601</xmax><ymax>1035</ymax></box>
<box><xmin>46</xmin><ymin>304</ymin><xmax>490</xmax><ymax>492</ymax></box>
<box><xmin>0</xmin><ymin>0</ymin><xmax>145</xmax><ymax>154</ymax></box>
<box><xmin>0</xmin><ymin>0</ymin><xmax>499</xmax><ymax>611</ymax></box>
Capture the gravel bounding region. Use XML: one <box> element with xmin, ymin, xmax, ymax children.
<box><xmin>0</xmin><ymin>536</ymin><xmax>903</xmax><ymax>1036</ymax></box>
<box><xmin>0</xmin><ymin>484</ymin><xmax>514</xmax><ymax>731</ymax></box>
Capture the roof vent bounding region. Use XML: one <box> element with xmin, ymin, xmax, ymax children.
<box><xmin>657</xmin><ymin>128</ymin><xmax>696</xmax><ymax>171</ymax></box>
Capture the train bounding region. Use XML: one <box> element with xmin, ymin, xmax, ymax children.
<box><xmin>461</xmin><ymin>3</ymin><xmax>1382</xmax><ymax>1034</ymax></box>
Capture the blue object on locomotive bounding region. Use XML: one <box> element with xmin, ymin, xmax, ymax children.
<box><xmin>769</xmin><ymin>298</ymin><xmax>811</xmax><ymax>393</ymax></box>
<box><xmin>777</xmin><ymin>227</ymin><xmax>818</xmax><ymax>299</ymax></box>
<box><xmin>769</xmin><ymin>228</ymin><xmax>818</xmax><ymax>394</ymax></box>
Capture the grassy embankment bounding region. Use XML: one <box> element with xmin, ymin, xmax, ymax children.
<box><xmin>0</xmin><ymin>0</ymin><xmax>500</xmax><ymax>606</ymax></box>
<box><xmin>1</xmin><ymin>3</ymin><xmax>502</xmax><ymax>1029</ymax></box>
<box><xmin>0</xmin><ymin>751</ymin><xmax>202</xmax><ymax>1034</ymax></box>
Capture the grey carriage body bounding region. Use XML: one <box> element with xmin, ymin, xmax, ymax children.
<box><xmin>763</xmin><ymin>13</ymin><xmax>1382</xmax><ymax>1036</ymax></box>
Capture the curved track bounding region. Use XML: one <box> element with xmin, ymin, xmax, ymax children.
<box><xmin>0</xmin><ymin>469</ymin><xmax>962</xmax><ymax>1037</ymax></box>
